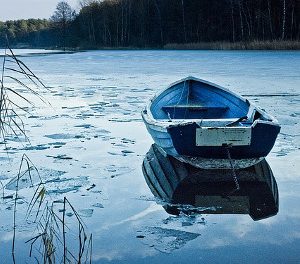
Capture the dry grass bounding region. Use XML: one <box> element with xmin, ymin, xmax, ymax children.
<box><xmin>26</xmin><ymin>197</ymin><xmax>93</xmax><ymax>264</ymax></box>
<box><xmin>0</xmin><ymin>41</ymin><xmax>93</xmax><ymax>263</ymax></box>
<box><xmin>164</xmin><ymin>40</ymin><xmax>300</xmax><ymax>50</ymax></box>
<box><xmin>0</xmin><ymin>44</ymin><xmax>48</xmax><ymax>143</ymax></box>
<box><xmin>2</xmin><ymin>137</ymin><xmax>93</xmax><ymax>263</ymax></box>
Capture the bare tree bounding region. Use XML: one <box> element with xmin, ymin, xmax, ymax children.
<box><xmin>153</xmin><ymin>0</ymin><xmax>164</xmax><ymax>45</ymax></box>
<box><xmin>290</xmin><ymin>0</ymin><xmax>295</xmax><ymax>39</ymax></box>
<box><xmin>281</xmin><ymin>0</ymin><xmax>286</xmax><ymax>39</ymax></box>
<box><xmin>51</xmin><ymin>1</ymin><xmax>75</xmax><ymax>50</ymax></box>
<box><xmin>267</xmin><ymin>0</ymin><xmax>273</xmax><ymax>39</ymax></box>
<box><xmin>230</xmin><ymin>0</ymin><xmax>236</xmax><ymax>42</ymax></box>
<box><xmin>238</xmin><ymin>0</ymin><xmax>244</xmax><ymax>40</ymax></box>
<box><xmin>181</xmin><ymin>0</ymin><xmax>187</xmax><ymax>43</ymax></box>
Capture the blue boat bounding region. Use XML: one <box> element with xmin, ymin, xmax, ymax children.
<box><xmin>142</xmin><ymin>77</ymin><xmax>281</xmax><ymax>169</ymax></box>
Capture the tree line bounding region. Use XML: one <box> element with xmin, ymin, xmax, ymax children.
<box><xmin>0</xmin><ymin>19</ymin><xmax>52</xmax><ymax>47</ymax></box>
<box><xmin>1</xmin><ymin>0</ymin><xmax>299</xmax><ymax>49</ymax></box>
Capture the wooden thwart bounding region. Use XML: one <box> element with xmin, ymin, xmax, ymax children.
<box><xmin>162</xmin><ymin>105</ymin><xmax>228</xmax><ymax>111</ymax></box>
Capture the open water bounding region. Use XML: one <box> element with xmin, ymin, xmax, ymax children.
<box><xmin>0</xmin><ymin>49</ymin><xmax>299</xmax><ymax>263</ymax></box>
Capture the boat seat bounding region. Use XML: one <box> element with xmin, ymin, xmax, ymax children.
<box><xmin>162</xmin><ymin>105</ymin><xmax>229</xmax><ymax>111</ymax></box>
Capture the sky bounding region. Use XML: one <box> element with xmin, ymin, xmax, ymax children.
<box><xmin>0</xmin><ymin>0</ymin><xmax>79</xmax><ymax>21</ymax></box>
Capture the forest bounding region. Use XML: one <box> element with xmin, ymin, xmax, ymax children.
<box><xmin>0</xmin><ymin>0</ymin><xmax>299</xmax><ymax>49</ymax></box>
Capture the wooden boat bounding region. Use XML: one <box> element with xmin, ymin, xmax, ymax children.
<box><xmin>142</xmin><ymin>144</ymin><xmax>279</xmax><ymax>221</ymax></box>
<box><xmin>142</xmin><ymin>77</ymin><xmax>281</xmax><ymax>169</ymax></box>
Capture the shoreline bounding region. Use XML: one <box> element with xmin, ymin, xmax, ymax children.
<box><xmin>2</xmin><ymin>40</ymin><xmax>300</xmax><ymax>51</ymax></box>
<box><xmin>163</xmin><ymin>40</ymin><xmax>300</xmax><ymax>50</ymax></box>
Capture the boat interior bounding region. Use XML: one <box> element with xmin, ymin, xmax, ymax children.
<box><xmin>150</xmin><ymin>79</ymin><xmax>265</xmax><ymax>123</ymax></box>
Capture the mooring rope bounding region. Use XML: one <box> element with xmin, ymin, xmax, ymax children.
<box><xmin>226</xmin><ymin>146</ymin><xmax>240</xmax><ymax>191</ymax></box>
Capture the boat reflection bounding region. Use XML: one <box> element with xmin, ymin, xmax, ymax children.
<box><xmin>142</xmin><ymin>144</ymin><xmax>279</xmax><ymax>221</ymax></box>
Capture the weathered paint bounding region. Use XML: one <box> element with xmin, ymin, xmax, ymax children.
<box><xmin>175</xmin><ymin>155</ymin><xmax>263</xmax><ymax>169</ymax></box>
<box><xmin>196</xmin><ymin>127</ymin><xmax>252</xmax><ymax>146</ymax></box>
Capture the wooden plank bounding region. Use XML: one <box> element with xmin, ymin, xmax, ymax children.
<box><xmin>162</xmin><ymin>105</ymin><xmax>228</xmax><ymax>111</ymax></box>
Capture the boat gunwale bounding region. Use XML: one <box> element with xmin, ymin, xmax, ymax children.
<box><xmin>142</xmin><ymin>76</ymin><xmax>280</xmax><ymax>129</ymax></box>
<box><xmin>142</xmin><ymin>111</ymin><xmax>280</xmax><ymax>133</ymax></box>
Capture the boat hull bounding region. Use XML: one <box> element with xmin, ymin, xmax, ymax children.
<box><xmin>143</xmin><ymin>118</ymin><xmax>280</xmax><ymax>169</ymax></box>
<box><xmin>174</xmin><ymin>155</ymin><xmax>264</xmax><ymax>169</ymax></box>
<box><xmin>142</xmin><ymin>77</ymin><xmax>281</xmax><ymax>169</ymax></box>
<box><xmin>167</xmin><ymin>121</ymin><xmax>280</xmax><ymax>159</ymax></box>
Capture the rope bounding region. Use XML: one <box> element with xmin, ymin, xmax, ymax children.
<box><xmin>226</xmin><ymin>146</ymin><xmax>240</xmax><ymax>191</ymax></box>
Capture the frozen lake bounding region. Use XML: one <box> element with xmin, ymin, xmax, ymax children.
<box><xmin>0</xmin><ymin>50</ymin><xmax>299</xmax><ymax>263</ymax></box>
